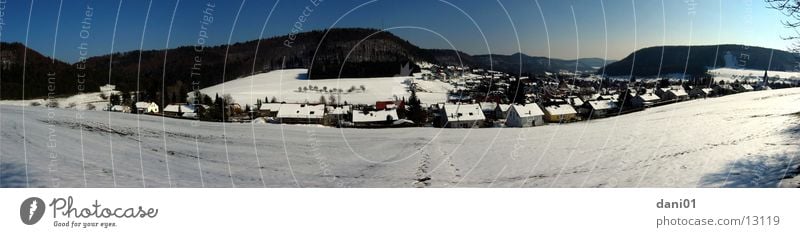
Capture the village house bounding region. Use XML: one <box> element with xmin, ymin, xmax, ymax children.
<box><xmin>325</xmin><ymin>105</ymin><xmax>352</xmax><ymax>126</ymax></box>
<box><xmin>134</xmin><ymin>102</ymin><xmax>159</xmax><ymax>114</ymax></box>
<box><xmin>567</xmin><ymin>96</ymin><xmax>584</xmax><ymax>107</ymax></box>
<box><xmin>689</xmin><ymin>87</ymin><xmax>714</xmax><ymax>98</ymax></box>
<box><xmin>631</xmin><ymin>93</ymin><xmax>661</xmax><ymax>108</ymax></box>
<box><xmin>506</xmin><ymin>104</ymin><xmax>545</xmax><ymax>127</ymax></box>
<box><xmin>495</xmin><ymin>104</ymin><xmax>511</xmax><ymax>119</ymax></box>
<box><xmin>99</xmin><ymin>84</ymin><xmax>116</xmax><ymax>93</ymax></box>
<box><xmin>543</xmin><ymin>104</ymin><xmax>578</xmax><ymax>123</ymax></box>
<box><xmin>479</xmin><ymin>102</ymin><xmax>497</xmax><ymax>119</ymax></box>
<box><xmin>351</xmin><ymin>109</ymin><xmax>398</xmax><ymax>128</ymax></box>
<box><xmin>442</xmin><ymin>104</ymin><xmax>486</xmax><ymax>128</ymax></box>
<box><xmin>276</xmin><ymin>104</ymin><xmax>325</xmax><ymax>124</ymax></box>
<box><xmin>584</xmin><ymin>100</ymin><xmax>619</xmax><ymax>118</ymax></box>
<box><xmin>713</xmin><ymin>84</ymin><xmax>736</xmax><ymax>95</ymax></box>
<box><xmin>258</xmin><ymin>103</ymin><xmax>283</xmax><ymax>117</ymax></box>
<box><xmin>656</xmin><ymin>87</ymin><xmax>689</xmax><ymax>101</ymax></box>
<box><xmin>375</xmin><ymin>100</ymin><xmax>400</xmax><ymax>110</ymax></box>
<box><xmin>164</xmin><ymin>104</ymin><xmax>203</xmax><ymax>118</ymax></box>
<box><xmin>110</xmin><ymin>105</ymin><xmax>131</xmax><ymax>113</ymax></box>
<box><xmin>734</xmin><ymin>84</ymin><xmax>754</xmax><ymax>92</ymax></box>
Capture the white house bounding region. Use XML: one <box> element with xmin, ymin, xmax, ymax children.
<box><xmin>276</xmin><ymin>104</ymin><xmax>325</xmax><ymax>124</ymax></box>
<box><xmin>351</xmin><ymin>109</ymin><xmax>397</xmax><ymax>127</ymax></box>
<box><xmin>443</xmin><ymin>104</ymin><xmax>486</xmax><ymax>128</ymax></box>
<box><xmin>505</xmin><ymin>104</ymin><xmax>545</xmax><ymax>127</ymax></box>
<box><xmin>479</xmin><ymin>102</ymin><xmax>497</xmax><ymax>119</ymax></box>
<box><xmin>325</xmin><ymin>105</ymin><xmax>352</xmax><ymax>125</ymax></box>
<box><xmin>585</xmin><ymin>100</ymin><xmax>619</xmax><ymax>117</ymax></box>
<box><xmin>326</xmin><ymin>105</ymin><xmax>351</xmax><ymax>116</ymax></box>
<box><xmin>110</xmin><ymin>105</ymin><xmax>131</xmax><ymax>113</ymax></box>
<box><xmin>567</xmin><ymin>96</ymin><xmax>584</xmax><ymax>107</ymax></box>
<box><xmin>689</xmin><ymin>88</ymin><xmax>714</xmax><ymax>98</ymax></box>
<box><xmin>735</xmin><ymin>84</ymin><xmax>754</xmax><ymax>92</ymax></box>
<box><xmin>164</xmin><ymin>104</ymin><xmax>203</xmax><ymax>118</ymax></box>
<box><xmin>543</xmin><ymin>104</ymin><xmax>578</xmax><ymax>123</ymax></box>
<box><xmin>657</xmin><ymin>87</ymin><xmax>689</xmax><ymax>101</ymax></box>
<box><xmin>258</xmin><ymin>103</ymin><xmax>283</xmax><ymax>117</ymax></box>
<box><xmin>631</xmin><ymin>93</ymin><xmax>661</xmax><ymax>108</ymax></box>
<box><xmin>100</xmin><ymin>84</ymin><xmax>116</xmax><ymax>92</ymax></box>
<box><xmin>135</xmin><ymin>102</ymin><xmax>159</xmax><ymax>114</ymax></box>
<box><xmin>495</xmin><ymin>104</ymin><xmax>511</xmax><ymax>119</ymax></box>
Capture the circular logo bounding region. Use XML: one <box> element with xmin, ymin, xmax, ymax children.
<box><xmin>20</xmin><ymin>197</ymin><xmax>45</xmax><ymax>225</ymax></box>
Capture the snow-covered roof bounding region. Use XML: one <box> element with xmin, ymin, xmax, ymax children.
<box><xmin>326</xmin><ymin>105</ymin><xmax>351</xmax><ymax>115</ymax></box>
<box><xmin>510</xmin><ymin>104</ymin><xmax>544</xmax><ymax>118</ymax></box>
<box><xmin>259</xmin><ymin>103</ymin><xmax>283</xmax><ymax>111</ymax></box>
<box><xmin>164</xmin><ymin>104</ymin><xmax>198</xmax><ymax>113</ymax></box>
<box><xmin>443</xmin><ymin>104</ymin><xmax>486</xmax><ymax>122</ymax></box>
<box><xmin>668</xmin><ymin>89</ymin><xmax>688</xmax><ymax>97</ymax></box>
<box><xmin>587</xmin><ymin>100</ymin><xmax>618</xmax><ymax>110</ymax></box>
<box><xmin>739</xmin><ymin>84</ymin><xmax>754</xmax><ymax>90</ymax></box>
<box><xmin>636</xmin><ymin>93</ymin><xmax>660</xmax><ymax>102</ymax></box>
<box><xmin>135</xmin><ymin>102</ymin><xmax>156</xmax><ymax>108</ymax></box>
<box><xmin>352</xmin><ymin>109</ymin><xmax>397</xmax><ymax>123</ymax></box>
<box><xmin>276</xmin><ymin>104</ymin><xmax>324</xmax><ymax>119</ymax></box>
<box><xmin>568</xmin><ymin>97</ymin><xmax>584</xmax><ymax>106</ymax></box>
<box><xmin>110</xmin><ymin>105</ymin><xmax>129</xmax><ymax>111</ymax></box>
<box><xmin>544</xmin><ymin>104</ymin><xmax>577</xmax><ymax>116</ymax></box>
<box><xmin>497</xmin><ymin>104</ymin><xmax>511</xmax><ymax>112</ymax></box>
<box><xmin>100</xmin><ymin>84</ymin><xmax>116</xmax><ymax>92</ymax></box>
<box><xmin>716</xmin><ymin>84</ymin><xmax>734</xmax><ymax>90</ymax></box>
<box><xmin>479</xmin><ymin>102</ymin><xmax>497</xmax><ymax>112</ymax></box>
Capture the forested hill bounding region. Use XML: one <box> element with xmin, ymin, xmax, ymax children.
<box><xmin>78</xmin><ymin>28</ymin><xmax>433</xmax><ymax>103</ymax></box>
<box><xmin>600</xmin><ymin>44</ymin><xmax>799</xmax><ymax>77</ymax></box>
<box><xmin>0</xmin><ymin>42</ymin><xmax>79</xmax><ymax>99</ymax></box>
<box><xmin>0</xmin><ymin>28</ymin><xmax>437</xmax><ymax>100</ymax></box>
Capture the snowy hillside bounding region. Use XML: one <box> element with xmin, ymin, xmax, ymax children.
<box><xmin>0</xmin><ymin>91</ymin><xmax>117</xmax><ymax>111</ymax></box>
<box><xmin>196</xmin><ymin>69</ymin><xmax>452</xmax><ymax>106</ymax></box>
<box><xmin>1</xmin><ymin>88</ymin><xmax>799</xmax><ymax>188</ymax></box>
<box><xmin>710</xmin><ymin>68</ymin><xmax>800</xmax><ymax>83</ymax></box>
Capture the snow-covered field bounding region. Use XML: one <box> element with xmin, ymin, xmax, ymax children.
<box><xmin>197</xmin><ymin>69</ymin><xmax>452</xmax><ymax>106</ymax></box>
<box><xmin>0</xmin><ymin>91</ymin><xmax>115</xmax><ymax>111</ymax></box>
<box><xmin>1</xmin><ymin>88</ymin><xmax>799</xmax><ymax>188</ymax></box>
<box><xmin>710</xmin><ymin>68</ymin><xmax>800</xmax><ymax>83</ymax></box>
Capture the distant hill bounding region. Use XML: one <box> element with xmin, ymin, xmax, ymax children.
<box><xmin>600</xmin><ymin>44</ymin><xmax>799</xmax><ymax>77</ymax></box>
<box><xmin>0</xmin><ymin>42</ymin><xmax>82</xmax><ymax>99</ymax></box>
<box><xmin>471</xmin><ymin>53</ymin><xmax>614</xmax><ymax>75</ymax></box>
<box><xmin>77</xmin><ymin>28</ymin><xmax>435</xmax><ymax>103</ymax></box>
<box><xmin>4</xmin><ymin>29</ymin><xmax>796</xmax><ymax>102</ymax></box>
<box><xmin>423</xmin><ymin>49</ymin><xmax>478</xmax><ymax>67</ymax></box>
<box><xmin>423</xmin><ymin>50</ymin><xmax>616</xmax><ymax>74</ymax></box>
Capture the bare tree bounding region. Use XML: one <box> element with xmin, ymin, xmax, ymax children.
<box><xmin>766</xmin><ymin>0</ymin><xmax>800</xmax><ymax>51</ymax></box>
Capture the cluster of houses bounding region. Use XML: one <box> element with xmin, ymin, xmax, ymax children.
<box><xmin>99</xmin><ymin>67</ymin><xmax>784</xmax><ymax>129</ymax></box>
<box><xmin>254</xmin><ymin>102</ymin><xmax>410</xmax><ymax>128</ymax></box>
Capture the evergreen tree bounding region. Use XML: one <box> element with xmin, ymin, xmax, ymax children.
<box><xmin>245</xmin><ymin>104</ymin><xmax>252</xmax><ymax>119</ymax></box>
<box><xmin>407</xmin><ymin>87</ymin><xmax>425</xmax><ymax>125</ymax></box>
<box><xmin>110</xmin><ymin>93</ymin><xmax>121</xmax><ymax>106</ymax></box>
<box><xmin>130</xmin><ymin>102</ymin><xmax>138</xmax><ymax>114</ymax></box>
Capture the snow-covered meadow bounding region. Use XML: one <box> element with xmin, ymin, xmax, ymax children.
<box><xmin>196</xmin><ymin>69</ymin><xmax>452</xmax><ymax>106</ymax></box>
<box><xmin>1</xmin><ymin>88</ymin><xmax>799</xmax><ymax>188</ymax></box>
<box><xmin>709</xmin><ymin>68</ymin><xmax>800</xmax><ymax>84</ymax></box>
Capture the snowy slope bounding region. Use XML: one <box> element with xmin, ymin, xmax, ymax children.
<box><xmin>1</xmin><ymin>88</ymin><xmax>799</xmax><ymax>188</ymax></box>
<box><xmin>710</xmin><ymin>68</ymin><xmax>800</xmax><ymax>83</ymax></box>
<box><xmin>197</xmin><ymin>69</ymin><xmax>452</xmax><ymax>106</ymax></box>
<box><xmin>0</xmin><ymin>91</ymin><xmax>117</xmax><ymax>111</ymax></box>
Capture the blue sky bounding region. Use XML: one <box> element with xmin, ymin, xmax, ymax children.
<box><xmin>0</xmin><ymin>0</ymin><xmax>793</xmax><ymax>63</ymax></box>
